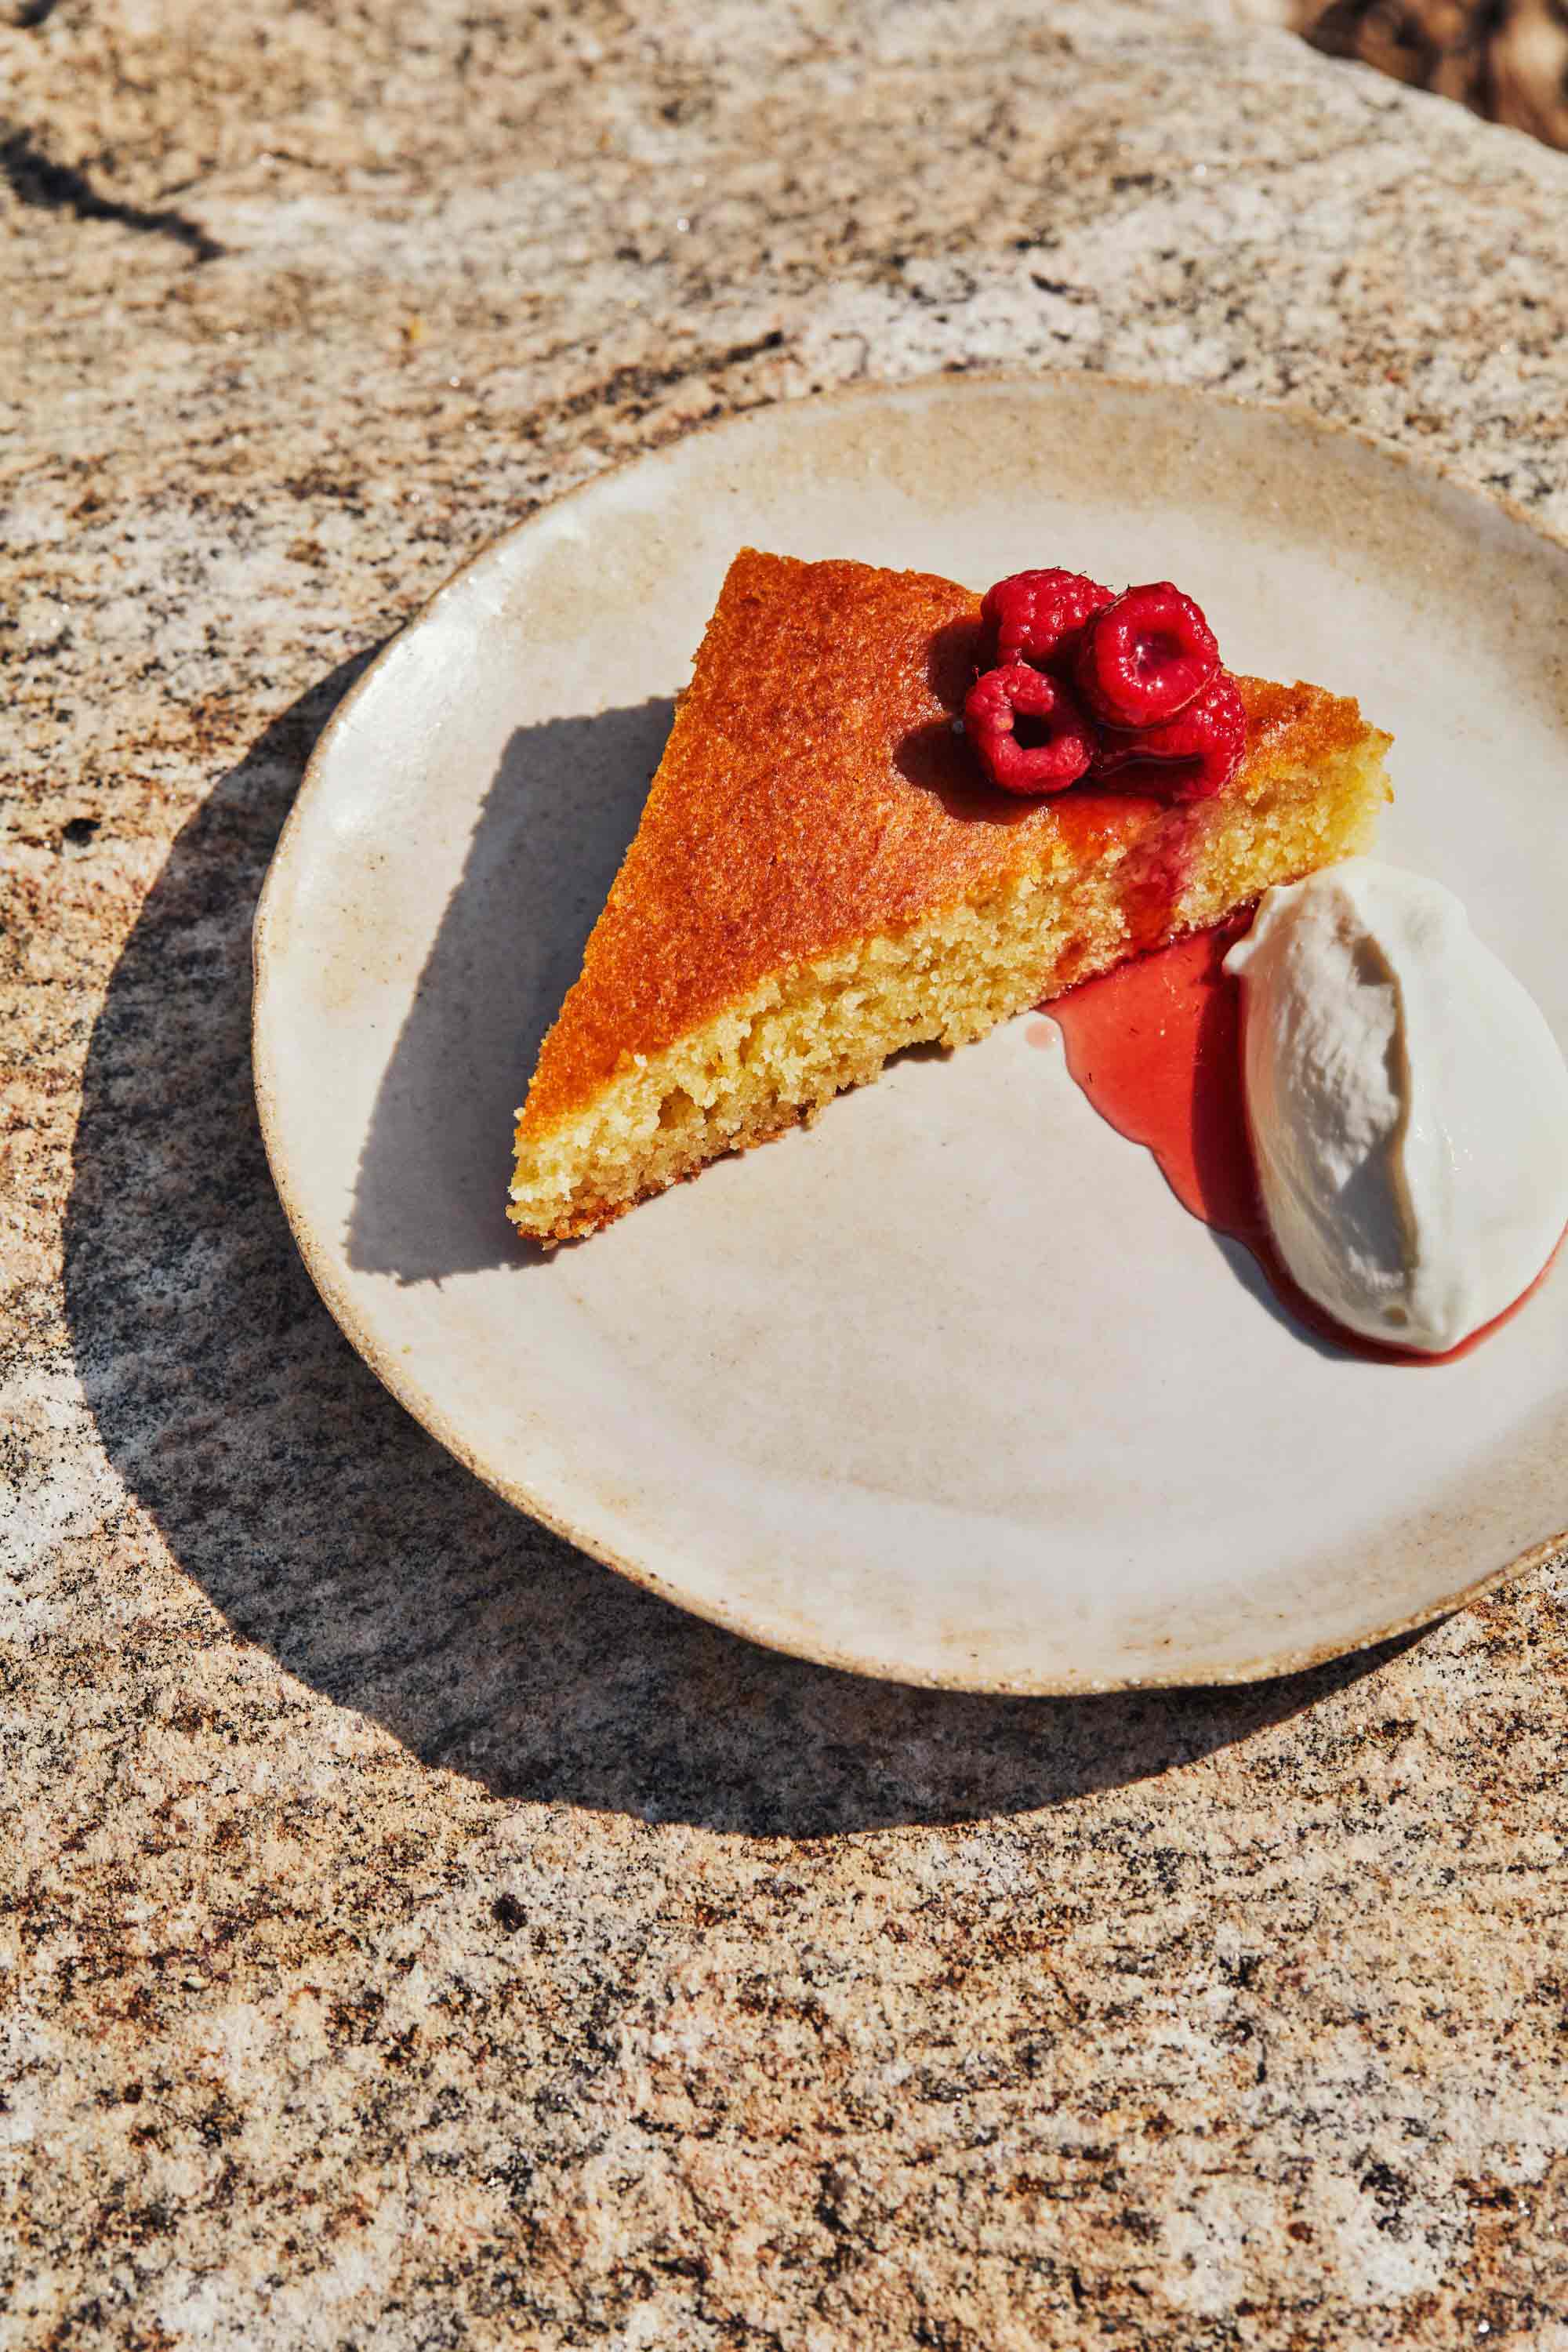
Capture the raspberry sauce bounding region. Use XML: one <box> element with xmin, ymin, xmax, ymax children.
<box><xmin>1029</xmin><ymin>920</ymin><xmax>1559</xmax><ymax>1363</ymax></box>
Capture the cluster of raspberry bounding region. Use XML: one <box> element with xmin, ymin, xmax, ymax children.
<box><xmin>964</xmin><ymin>569</ymin><xmax>1246</xmax><ymax>802</ymax></box>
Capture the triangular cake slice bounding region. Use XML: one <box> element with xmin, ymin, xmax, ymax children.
<box><xmin>510</xmin><ymin>550</ymin><xmax>1391</xmax><ymax>1243</ymax></box>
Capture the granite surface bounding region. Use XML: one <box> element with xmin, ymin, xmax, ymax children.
<box><xmin>6</xmin><ymin>2</ymin><xmax>1568</xmax><ymax>2344</ymax></box>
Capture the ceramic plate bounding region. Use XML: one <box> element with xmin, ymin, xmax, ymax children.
<box><xmin>252</xmin><ymin>375</ymin><xmax>1568</xmax><ymax>1691</ymax></box>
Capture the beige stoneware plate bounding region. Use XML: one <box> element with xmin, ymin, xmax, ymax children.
<box><xmin>252</xmin><ymin>375</ymin><xmax>1568</xmax><ymax>1692</ymax></box>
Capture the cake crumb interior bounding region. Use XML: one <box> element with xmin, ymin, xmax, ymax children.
<box><xmin>509</xmin><ymin>734</ymin><xmax>1389</xmax><ymax>1245</ymax></box>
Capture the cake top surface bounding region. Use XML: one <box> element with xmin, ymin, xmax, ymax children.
<box><xmin>518</xmin><ymin>549</ymin><xmax>1378</xmax><ymax>1134</ymax></box>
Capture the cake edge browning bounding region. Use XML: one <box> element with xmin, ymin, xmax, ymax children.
<box><xmin>514</xmin><ymin>549</ymin><xmax>986</xmax><ymax>1142</ymax></box>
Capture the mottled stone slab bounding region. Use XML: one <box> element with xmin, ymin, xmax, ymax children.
<box><xmin>5</xmin><ymin>3</ymin><xmax>1568</xmax><ymax>2344</ymax></box>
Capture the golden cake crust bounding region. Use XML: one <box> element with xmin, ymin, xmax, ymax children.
<box><xmin>519</xmin><ymin>550</ymin><xmax>1384</xmax><ymax>1138</ymax></box>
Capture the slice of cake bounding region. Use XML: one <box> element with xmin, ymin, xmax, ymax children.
<box><xmin>510</xmin><ymin>550</ymin><xmax>1391</xmax><ymax>1244</ymax></box>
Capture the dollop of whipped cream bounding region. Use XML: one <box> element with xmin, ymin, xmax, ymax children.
<box><xmin>1224</xmin><ymin>858</ymin><xmax>1568</xmax><ymax>1353</ymax></box>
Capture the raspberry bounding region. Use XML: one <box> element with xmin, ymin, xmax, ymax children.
<box><xmin>964</xmin><ymin>663</ymin><xmax>1097</xmax><ymax>795</ymax></box>
<box><xmin>1076</xmin><ymin>581</ymin><xmax>1219</xmax><ymax>728</ymax></box>
<box><xmin>1092</xmin><ymin>670</ymin><xmax>1247</xmax><ymax>801</ymax></box>
<box><xmin>982</xmin><ymin>568</ymin><xmax>1116</xmax><ymax>670</ymax></box>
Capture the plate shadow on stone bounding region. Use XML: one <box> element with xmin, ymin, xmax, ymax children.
<box><xmin>63</xmin><ymin>654</ymin><xmax>1425</xmax><ymax>1839</ymax></box>
<box><xmin>347</xmin><ymin>697</ymin><xmax>674</xmax><ymax>1283</ymax></box>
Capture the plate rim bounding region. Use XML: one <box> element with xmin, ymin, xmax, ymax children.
<box><xmin>250</xmin><ymin>367</ymin><xmax>1568</xmax><ymax>1693</ymax></box>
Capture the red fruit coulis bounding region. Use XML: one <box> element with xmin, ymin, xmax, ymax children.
<box><xmin>1028</xmin><ymin>918</ymin><xmax>1560</xmax><ymax>1363</ymax></box>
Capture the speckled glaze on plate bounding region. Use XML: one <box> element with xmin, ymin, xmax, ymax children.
<box><xmin>252</xmin><ymin>374</ymin><xmax>1568</xmax><ymax>1692</ymax></box>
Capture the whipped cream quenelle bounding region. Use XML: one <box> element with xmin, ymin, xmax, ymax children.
<box><xmin>1224</xmin><ymin>858</ymin><xmax>1568</xmax><ymax>1353</ymax></box>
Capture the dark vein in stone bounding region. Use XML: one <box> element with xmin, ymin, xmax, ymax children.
<box><xmin>0</xmin><ymin>125</ymin><xmax>225</xmax><ymax>263</ymax></box>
